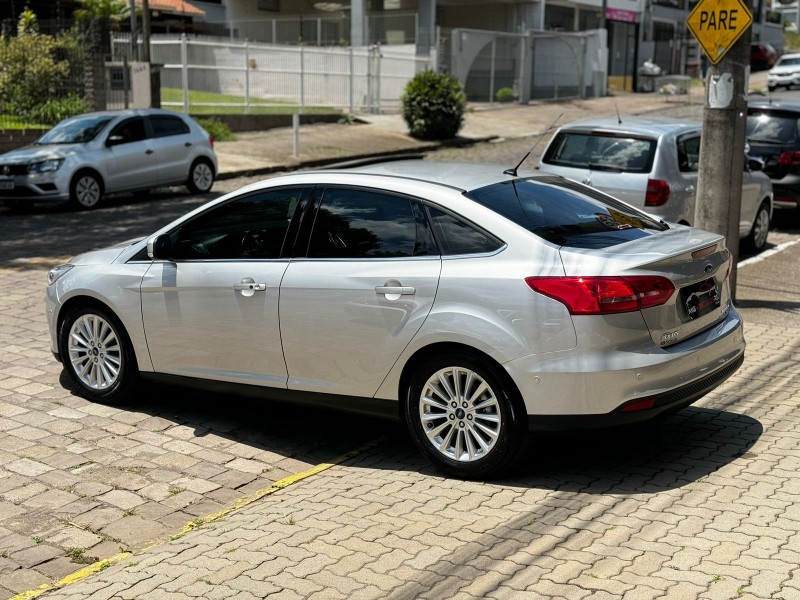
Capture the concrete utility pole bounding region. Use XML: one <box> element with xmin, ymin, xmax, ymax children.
<box><xmin>693</xmin><ymin>8</ymin><xmax>752</xmax><ymax>300</ymax></box>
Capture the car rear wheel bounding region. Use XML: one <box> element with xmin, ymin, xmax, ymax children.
<box><xmin>187</xmin><ymin>158</ymin><xmax>214</xmax><ymax>194</ymax></box>
<box><xmin>746</xmin><ymin>201</ymin><xmax>771</xmax><ymax>252</ymax></box>
<box><xmin>59</xmin><ymin>305</ymin><xmax>139</xmax><ymax>404</ymax></box>
<box><xmin>405</xmin><ymin>353</ymin><xmax>528</xmax><ymax>479</ymax></box>
<box><xmin>70</xmin><ymin>172</ymin><xmax>103</xmax><ymax>210</ymax></box>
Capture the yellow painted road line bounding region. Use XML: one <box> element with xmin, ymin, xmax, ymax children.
<box><xmin>10</xmin><ymin>436</ymin><xmax>387</xmax><ymax>600</ymax></box>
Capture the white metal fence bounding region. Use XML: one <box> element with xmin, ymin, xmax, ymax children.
<box><xmin>112</xmin><ymin>34</ymin><xmax>432</xmax><ymax>114</ymax></box>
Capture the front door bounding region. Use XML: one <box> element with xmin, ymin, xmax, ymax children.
<box><xmin>103</xmin><ymin>116</ymin><xmax>157</xmax><ymax>192</ymax></box>
<box><xmin>140</xmin><ymin>187</ymin><xmax>307</xmax><ymax>386</ymax></box>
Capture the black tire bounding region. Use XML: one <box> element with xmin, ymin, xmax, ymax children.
<box><xmin>404</xmin><ymin>352</ymin><xmax>529</xmax><ymax>479</ymax></box>
<box><xmin>187</xmin><ymin>158</ymin><xmax>215</xmax><ymax>194</ymax></box>
<box><xmin>745</xmin><ymin>200</ymin><xmax>771</xmax><ymax>253</ymax></box>
<box><xmin>58</xmin><ymin>305</ymin><xmax>139</xmax><ymax>404</ymax></box>
<box><xmin>69</xmin><ymin>171</ymin><xmax>103</xmax><ymax>210</ymax></box>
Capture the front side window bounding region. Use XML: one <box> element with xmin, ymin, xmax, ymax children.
<box><xmin>171</xmin><ymin>188</ymin><xmax>304</xmax><ymax>260</ymax></box>
<box><xmin>108</xmin><ymin>117</ymin><xmax>147</xmax><ymax>144</ymax></box>
<box><xmin>677</xmin><ymin>135</ymin><xmax>701</xmax><ymax>172</ymax></box>
<box><xmin>308</xmin><ymin>189</ymin><xmax>430</xmax><ymax>258</ymax></box>
<box><xmin>543</xmin><ymin>132</ymin><xmax>657</xmax><ymax>174</ymax></box>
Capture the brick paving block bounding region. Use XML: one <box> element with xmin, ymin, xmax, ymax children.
<box><xmin>48</xmin><ymin>526</ymin><xmax>103</xmax><ymax>550</ymax></box>
<box><xmin>0</xmin><ymin>500</ymin><xmax>26</xmax><ymax>522</ymax></box>
<box><xmin>3</xmin><ymin>481</ymin><xmax>49</xmax><ymax>503</ymax></box>
<box><xmin>151</xmin><ymin>452</ymin><xmax>201</xmax><ymax>470</ymax></box>
<box><xmin>169</xmin><ymin>476</ymin><xmax>222</xmax><ymax>495</ymax></box>
<box><xmin>12</xmin><ymin>543</ymin><xmax>63</xmax><ymax>568</ymax></box>
<box><xmin>6</xmin><ymin>458</ymin><xmax>53</xmax><ymax>476</ymax></box>
<box><xmin>97</xmin><ymin>489</ymin><xmax>146</xmax><ymax>510</ymax></box>
<box><xmin>24</xmin><ymin>488</ymin><xmax>80</xmax><ymax>510</ymax></box>
<box><xmin>658</xmin><ymin>581</ymin><xmax>707</xmax><ymax>599</ymax></box>
<box><xmin>161</xmin><ymin>490</ymin><xmax>203</xmax><ymax>510</ymax></box>
<box><xmin>138</xmin><ymin>417</ymin><xmax>176</xmax><ymax>432</ymax></box>
<box><xmin>0</xmin><ymin>566</ymin><xmax>51</xmax><ymax>593</ymax></box>
<box><xmin>34</xmin><ymin>555</ymin><xmax>83</xmax><ymax>581</ymax></box>
<box><xmin>526</xmin><ymin>580</ymin><xmax>592</xmax><ymax>598</ymax></box>
<box><xmin>48</xmin><ymin>407</ymin><xmax>88</xmax><ymax>420</ymax></box>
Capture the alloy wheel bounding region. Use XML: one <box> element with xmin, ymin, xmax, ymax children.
<box><xmin>419</xmin><ymin>366</ymin><xmax>502</xmax><ymax>462</ymax></box>
<box><xmin>67</xmin><ymin>313</ymin><xmax>122</xmax><ymax>390</ymax></box>
<box><xmin>192</xmin><ymin>162</ymin><xmax>213</xmax><ymax>192</ymax></box>
<box><xmin>75</xmin><ymin>175</ymin><xmax>101</xmax><ymax>208</ymax></box>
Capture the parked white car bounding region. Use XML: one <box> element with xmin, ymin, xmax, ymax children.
<box><xmin>538</xmin><ymin>117</ymin><xmax>774</xmax><ymax>252</ymax></box>
<box><xmin>0</xmin><ymin>109</ymin><xmax>217</xmax><ymax>210</ymax></box>
<box><xmin>768</xmin><ymin>53</ymin><xmax>800</xmax><ymax>91</ymax></box>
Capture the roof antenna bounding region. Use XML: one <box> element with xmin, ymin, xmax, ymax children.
<box><xmin>504</xmin><ymin>112</ymin><xmax>563</xmax><ymax>177</ymax></box>
<box><xmin>615</xmin><ymin>103</ymin><xmax>622</xmax><ymax>125</ymax></box>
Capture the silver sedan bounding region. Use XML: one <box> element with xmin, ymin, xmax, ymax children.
<box><xmin>45</xmin><ymin>160</ymin><xmax>745</xmax><ymax>478</ymax></box>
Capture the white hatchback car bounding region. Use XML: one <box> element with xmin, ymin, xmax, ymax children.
<box><xmin>539</xmin><ymin>117</ymin><xmax>773</xmax><ymax>252</ymax></box>
<box><xmin>0</xmin><ymin>108</ymin><xmax>217</xmax><ymax>210</ymax></box>
<box><xmin>46</xmin><ymin>159</ymin><xmax>745</xmax><ymax>478</ymax></box>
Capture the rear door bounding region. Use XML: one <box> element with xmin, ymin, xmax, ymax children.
<box><xmin>279</xmin><ymin>186</ymin><xmax>441</xmax><ymax>398</ymax></box>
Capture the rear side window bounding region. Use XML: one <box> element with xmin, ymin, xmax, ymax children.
<box><xmin>149</xmin><ymin>115</ymin><xmax>190</xmax><ymax>138</ymax></box>
<box><xmin>542</xmin><ymin>131</ymin><xmax>657</xmax><ymax>173</ymax></box>
<box><xmin>747</xmin><ymin>111</ymin><xmax>800</xmax><ymax>143</ymax></box>
<box><xmin>427</xmin><ymin>207</ymin><xmax>502</xmax><ymax>255</ymax></box>
<box><xmin>308</xmin><ymin>188</ymin><xmax>433</xmax><ymax>258</ymax></box>
<box><xmin>465</xmin><ymin>176</ymin><xmax>668</xmax><ymax>249</ymax></box>
<box><xmin>677</xmin><ymin>135</ymin><xmax>701</xmax><ymax>173</ymax></box>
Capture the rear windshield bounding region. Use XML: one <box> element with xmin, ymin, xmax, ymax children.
<box><xmin>746</xmin><ymin>110</ymin><xmax>800</xmax><ymax>143</ymax></box>
<box><xmin>542</xmin><ymin>131</ymin><xmax>657</xmax><ymax>174</ymax></box>
<box><xmin>465</xmin><ymin>176</ymin><xmax>669</xmax><ymax>249</ymax></box>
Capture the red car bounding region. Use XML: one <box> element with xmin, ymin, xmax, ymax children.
<box><xmin>752</xmin><ymin>42</ymin><xmax>778</xmax><ymax>71</ymax></box>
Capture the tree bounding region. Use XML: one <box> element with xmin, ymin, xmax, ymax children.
<box><xmin>73</xmin><ymin>0</ymin><xmax>130</xmax><ymax>24</ymax></box>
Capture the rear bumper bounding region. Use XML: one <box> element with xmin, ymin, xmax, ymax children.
<box><xmin>526</xmin><ymin>352</ymin><xmax>744</xmax><ymax>431</ymax></box>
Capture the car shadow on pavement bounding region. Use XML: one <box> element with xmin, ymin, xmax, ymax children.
<box><xmin>58</xmin><ymin>370</ymin><xmax>760</xmax><ymax>495</ymax></box>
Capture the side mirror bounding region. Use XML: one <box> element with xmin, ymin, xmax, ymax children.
<box><xmin>747</xmin><ymin>156</ymin><xmax>765</xmax><ymax>172</ymax></box>
<box><xmin>147</xmin><ymin>234</ymin><xmax>174</xmax><ymax>260</ymax></box>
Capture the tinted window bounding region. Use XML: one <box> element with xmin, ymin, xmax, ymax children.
<box><xmin>747</xmin><ymin>110</ymin><xmax>800</xmax><ymax>143</ymax></box>
<box><xmin>149</xmin><ymin>115</ymin><xmax>190</xmax><ymax>138</ymax></box>
<box><xmin>171</xmin><ymin>188</ymin><xmax>303</xmax><ymax>260</ymax></box>
<box><xmin>427</xmin><ymin>207</ymin><xmax>502</xmax><ymax>255</ymax></box>
<box><xmin>308</xmin><ymin>189</ymin><xmax>428</xmax><ymax>258</ymax></box>
<box><xmin>677</xmin><ymin>135</ymin><xmax>700</xmax><ymax>172</ymax></box>
<box><xmin>543</xmin><ymin>132</ymin><xmax>657</xmax><ymax>174</ymax></box>
<box><xmin>108</xmin><ymin>117</ymin><xmax>147</xmax><ymax>144</ymax></box>
<box><xmin>465</xmin><ymin>176</ymin><xmax>668</xmax><ymax>249</ymax></box>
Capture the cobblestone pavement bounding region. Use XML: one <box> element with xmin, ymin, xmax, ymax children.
<box><xmin>3</xmin><ymin>88</ymin><xmax>800</xmax><ymax>598</ymax></box>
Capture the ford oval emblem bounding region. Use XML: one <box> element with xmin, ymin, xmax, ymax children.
<box><xmin>704</xmin><ymin>263</ymin><xmax>713</xmax><ymax>274</ymax></box>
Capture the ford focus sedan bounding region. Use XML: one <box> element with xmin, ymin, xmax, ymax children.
<box><xmin>0</xmin><ymin>108</ymin><xmax>217</xmax><ymax>210</ymax></box>
<box><xmin>46</xmin><ymin>159</ymin><xmax>745</xmax><ymax>478</ymax></box>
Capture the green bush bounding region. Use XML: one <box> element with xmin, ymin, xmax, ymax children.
<box><xmin>401</xmin><ymin>69</ymin><xmax>466</xmax><ymax>140</ymax></box>
<box><xmin>195</xmin><ymin>118</ymin><xmax>237</xmax><ymax>142</ymax></box>
<box><xmin>22</xmin><ymin>95</ymin><xmax>87</xmax><ymax>125</ymax></box>
<box><xmin>495</xmin><ymin>87</ymin><xmax>515</xmax><ymax>103</ymax></box>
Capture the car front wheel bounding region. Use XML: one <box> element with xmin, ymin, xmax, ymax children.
<box><xmin>70</xmin><ymin>172</ymin><xmax>103</xmax><ymax>210</ymax></box>
<box><xmin>405</xmin><ymin>353</ymin><xmax>528</xmax><ymax>479</ymax></box>
<box><xmin>187</xmin><ymin>158</ymin><xmax>215</xmax><ymax>194</ymax></box>
<box><xmin>59</xmin><ymin>305</ymin><xmax>139</xmax><ymax>403</ymax></box>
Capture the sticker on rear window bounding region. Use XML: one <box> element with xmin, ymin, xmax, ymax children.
<box><xmin>595</xmin><ymin>210</ymin><xmax>643</xmax><ymax>230</ymax></box>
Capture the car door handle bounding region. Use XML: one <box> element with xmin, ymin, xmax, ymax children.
<box><xmin>145</xmin><ymin>149</ymin><xmax>154</xmax><ymax>155</ymax></box>
<box><xmin>233</xmin><ymin>282</ymin><xmax>266</xmax><ymax>291</ymax></box>
<box><xmin>375</xmin><ymin>285</ymin><xmax>416</xmax><ymax>295</ymax></box>
<box><xmin>184</xmin><ymin>142</ymin><xmax>192</xmax><ymax>147</ymax></box>
<box><xmin>686</xmin><ymin>185</ymin><xmax>695</xmax><ymax>194</ymax></box>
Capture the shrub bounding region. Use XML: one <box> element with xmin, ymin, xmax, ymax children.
<box><xmin>401</xmin><ymin>69</ymin><xmax>466</xmax><ymax>140</ymax></box>
<box><xmin>22</xmin><ymin>95</ymin><xmax>87</xmax><ymax>125</ymax></box>
<box><xmin>195</xmin><ymin>118</ymin><xmax>236</xmax><ymax>142</ymax></box>
<box><xmin>495</xmin><ymin>87</ymin><xmax>515</xmax><ymax>103</ymax></box>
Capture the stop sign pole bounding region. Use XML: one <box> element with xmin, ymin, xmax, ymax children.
<box><xmin>687</xmin><ymin>0</ymin><xmax>753</xmax><ymax>300</ymax></box>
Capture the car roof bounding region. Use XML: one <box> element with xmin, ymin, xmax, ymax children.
<box><xmin>553</xmin><ymin>116</ymin><xmax>701</xmax><ymax>137</ymax></box>
<box><xmin>313</xmin><ymin>159</ymin><xmax>538</xmax><ymax>192</ymax></box>
<box><xmin>748</xmin><ymin>100</ymin><xmax>800</xmax><ymax>112</ymax></box>
<box><xmin>67</xmin><ymin>108</ymin><xmax>188</xmax><ymax>120</ymax></box>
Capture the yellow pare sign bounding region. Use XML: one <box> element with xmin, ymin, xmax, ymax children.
<box><xmin>687</xmin><ymin>0</ymin><xmax>752</xmax><ymax>64</ymax></box>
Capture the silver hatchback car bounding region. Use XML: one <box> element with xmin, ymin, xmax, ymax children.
<box><xmin>539</xmin><ymin>117</ymin><xmax>773</xmax><ymax>252</ymax></box>
<box><xmin>0</xmin><ymin>108</ymin><xmax>217</xmax><ymax>210</ymax></box>
<box><xmin>46</xmin><ymin>159</ymin><xmax>745</xmax><ymax>478</ymax></box>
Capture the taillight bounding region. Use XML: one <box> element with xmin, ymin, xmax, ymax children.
<box><xmin>209</xmin><ymin>135</ymin><xmax>214</xmax><ymax>149</ymax></box>
<box><xmin>525</xmin><ymin>276</ymin><xmax>675</xmax><ymax>315</ymax></box>
<box><xmin>724</xmin><ymin>249</ymin><xmax>733</xmax><ymax>280</ymax></box>
<box><xmin>645</xmin><ymin>179</ymin><xmax>670</xmax><ymax>206</ymax></box>
<box><xmin>778</xmin><ymin>150</ymin><xmax>800</xmax><ymax>165</ymax></box>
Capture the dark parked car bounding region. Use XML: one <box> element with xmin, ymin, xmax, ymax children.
<box><xmin>746</xmin><ymin>101</ymin><xmax>800</xmax><ymax>212</ymax></box>
<box><xmin>752</xmin><ymin>42</ymin><xmax>778</xmax><ymax>72</ymax></box>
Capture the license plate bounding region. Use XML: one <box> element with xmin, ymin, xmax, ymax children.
<box><xmin>682</xmin><ymin>278</ymin><xmax>720</xmax><ymax>320</ymax></box>
<box><xmin>0</xmin><ymin>180</ymin><xmax>13</xmax><ymax>190</ymax></box>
